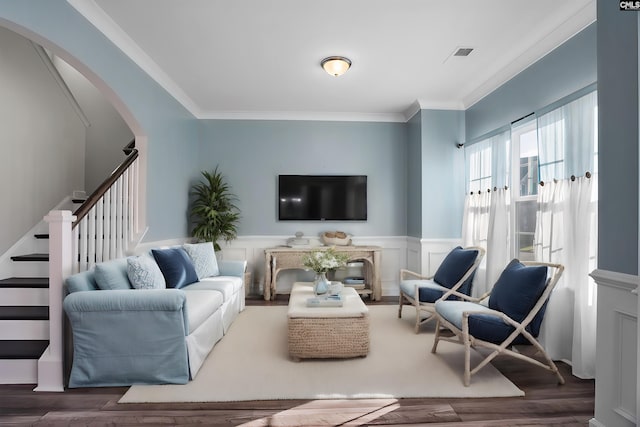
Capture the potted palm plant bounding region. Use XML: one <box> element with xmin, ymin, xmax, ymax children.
<box><xmin>190</xmin><ymin>167</ymin><xmax>240</xmax><ymax>251</ymax></box>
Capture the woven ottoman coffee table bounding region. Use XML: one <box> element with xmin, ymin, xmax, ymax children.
<box><xmin>287</xmin><ymin>282</ymin><xmax>370</xmax><ymax>361</ymax></box>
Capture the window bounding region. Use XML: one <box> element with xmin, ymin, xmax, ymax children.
<box><xmin>511</xmin><ymin>120</ymin><xmax>538</xmax><ymax>261</ymax></box>
<box><xmin>466</xmin><ymin>143</ymin><xmax>492</xmax><ymax>194</ymax></box>
<box><xmin>465</xmin><ymin>130</ymin><xmax>510</xmax><ymax>194</ymax></box>
<box><xmin>464</xmin><ymin>90</ymin><xmax>597</xmax><ymax>263</ymax></box>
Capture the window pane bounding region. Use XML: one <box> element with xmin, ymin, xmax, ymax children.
<box><xmin>516</xmin><ymin>199</ymin><xmax>537</xmax><ymax>261</ymax></box>
<box><xmin>519</xmin><ymin>129</ymin><xmax>538</xmax><ymax>196</ymax></box>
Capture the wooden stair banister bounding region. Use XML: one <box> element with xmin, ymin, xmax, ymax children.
<box><xmin>72</xmin><ymin>147</ymin><xmax>138</xmax><ymax>227</ymax></box>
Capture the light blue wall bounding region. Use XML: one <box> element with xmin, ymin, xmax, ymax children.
<box><xmin>0</xmin><ymin>0</ymin><xmax>200</xmax><ymax>241</ymax></box>
<box><xmin>466</xmin><ymin>23</ymin><xmax>597</xmax><ymax>142</ymax></box>
<box><xmin>2</xmin><ymin>1</ymin><xmax>601</xmax><ymax>249</ymax></box>
<box><xmin>406</xmin><ymin>112</ymin><xmax>422</xmax><ymax>238</ymax></box>
<box><xmin>421</xmin><ymin>110</ymin><xmax>466</xmax><ymax>239</ymax></box>
<box><xmin>597</xmin><ymin>2</ymin><xmax>638</xmax><ymax>275</ymax></box>
<box><xmin>198</xmin><ymin>120</ymin><xmax>407</xmax><ymax>238</ymax></box>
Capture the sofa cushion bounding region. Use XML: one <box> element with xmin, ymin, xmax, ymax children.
<box><xmin>127</xmin><ymin>255</ymin><xmax>166</xmax><ymax>290</ymax></box>
<box><xmin>183</xmin><ymin>242</ymin><xmax>220</xmax><ymax>279</ymax></box>
<box><xmin>66</xmin><ymin>270</ymin><xmax>99</xmax><ymax>293</ymax></box>
<box><xmin>94</xmin><ymin>258</ymin><xmax>131</xmax><ymax>290</ymax></box>
<box><xmin>152</xmin><ymin>248</ymin><xmax>199</xmax><ymax>289</ymax></box>
<box><xmin>184</xmin><ymin>276</ymin><xmax>243</xmax><ymax>301</ymax></box>
<box><xmin>183</xmin><ymin>290</ymin><xmax>224</xmax><ymax>333</ymax></box>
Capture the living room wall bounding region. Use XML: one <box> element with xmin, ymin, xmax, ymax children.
<box><xmin>420</xmin><ymin>109</ymin><xmax>465</xmax><ymax>239</ymax></box>
<box><xmin>465</xmin><ymin>22</ymin><xmax>597</xmax><ymax>142</ymax></box>
<box><xmin>596</xmin><ymin>5</ymin><xmax>638</xmax><ymax>275</ymax></box>
<box><xmin>197</xmin><ymin>119</ymin><xmax>408</xmax><ymax>239</ymax></box>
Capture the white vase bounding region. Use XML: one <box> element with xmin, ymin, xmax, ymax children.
<box><xmin>313</xmin><ymin>272</ymin><xmax>330</xmax><ymax>296</ymax></box>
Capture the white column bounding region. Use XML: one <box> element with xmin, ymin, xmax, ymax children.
<box><xmin>35</xmin><ymin>210</ymin><xmax>75</xmax><ymax>392</ymax></box>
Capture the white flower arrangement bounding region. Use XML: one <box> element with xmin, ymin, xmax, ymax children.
<box><xmin>302</xmin><ymin>247</ymin><xmax>350</xmax><ymax>274</ymax></box>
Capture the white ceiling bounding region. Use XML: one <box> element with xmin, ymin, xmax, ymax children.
<box><xmin>69</xmin><ymin>0</ymin><xmax>596</xmax><ymax>122</ymax></box>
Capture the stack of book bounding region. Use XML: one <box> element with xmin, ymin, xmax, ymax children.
<box><xmin>344</xmin><ymin>277</ymin><xmax>365</xmax><ymax>290</ymax></box>
<box><xmin>306</xmin><ymin>294</ymin><xmax>344</xmax><ymax>307</ymax></box>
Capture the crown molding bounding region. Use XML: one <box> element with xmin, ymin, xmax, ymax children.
<box><xmin>197</xmin><ymin>110</ymin><xmax>408</xmax><ymax>123</ymax></box>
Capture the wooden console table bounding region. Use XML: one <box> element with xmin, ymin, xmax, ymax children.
<box><xmin>264</xmin><ymin>246</ymin><xmax>382</xmax><ymax>301</ymax></box>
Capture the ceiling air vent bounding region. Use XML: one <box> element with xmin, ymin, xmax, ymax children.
<box><xmin>453</xmin><ymin>47</ymin><xmax>474</xmax><ymax>57</ymax></box>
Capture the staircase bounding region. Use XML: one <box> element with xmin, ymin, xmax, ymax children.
<box><xmin>0</xmin><ymin>198</ymin><xmax>84</xmax><ymax>384</ymax></box>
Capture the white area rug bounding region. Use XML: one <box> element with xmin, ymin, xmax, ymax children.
<box><xmin>120</xmin><ymin>305</ymin><xmax>523</xmax><ymax>403</ymax></box>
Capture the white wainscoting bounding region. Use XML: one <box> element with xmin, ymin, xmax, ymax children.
<box><xmin>589</xmin><ymin>269</ymin><xmax>639</xmax><ymax>427</ymax></box>
<box><xmin>217</xmin><ymin>236</ymin><xmax>461</xmax><ymax>298</ymax></box>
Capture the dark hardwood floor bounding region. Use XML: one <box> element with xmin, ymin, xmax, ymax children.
<box><xmin>0</xmin><ymin>295</ymin><xmax>594</xmax><ymax>426</ymax></box>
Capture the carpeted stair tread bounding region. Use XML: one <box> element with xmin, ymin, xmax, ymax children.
<box><xmin>0</xmin><ymin>277</ymin><xmax>49</xmax><ymax>288</ymax></box>
<box><xmin>0</xmin><ymin>340</ymin><xmax>49</xmax><ymax>359</ymax></box>
<box><xmin>0</xmin><ymin>306</ymin><xmax>49</xmax><ymax>320</ymax></box>
<box><xmin>11</xmin><ymin>253</ymin><xmax>49</xmax><ymax>262</ymax></box>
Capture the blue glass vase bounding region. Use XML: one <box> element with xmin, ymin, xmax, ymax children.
<box><xmin>313</xmin><ymin>272</ymin><xmax>330</xmax><ymax>296</ymax></box>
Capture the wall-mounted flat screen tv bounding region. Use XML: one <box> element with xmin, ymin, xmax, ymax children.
<box><xmin>278</xmin><ymin>175</ymin><xmax>367</xmax><ymax>221</ymax></box>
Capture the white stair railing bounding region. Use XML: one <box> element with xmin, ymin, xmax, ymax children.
<box><xmin>72</xmin><ymin>155</ymin><xmax>139</xmax><ymax>272</ymax></box>
<box><xmin>37</xmin><ymin>144</ymin><xmax>139</xmax><ymax>391</ymax></box>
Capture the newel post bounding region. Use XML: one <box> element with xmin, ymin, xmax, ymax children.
<box><xmin>35</xmin><ymin>210</ymin><xmax>75</xmax><ymax>392</ymax></box>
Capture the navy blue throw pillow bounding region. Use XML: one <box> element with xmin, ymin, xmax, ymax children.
<box><xmin>152</xmin><ymin>247</ymin><xmax>199</xmax><ymax>289</ymax></box>
<box><xmin>433</xmin><ymin>246</ymin><xmax>479</xmax><ymax>293</ymax></box>
<box><xmin>488</xmin><ymin>259</ymin><xmax>548</xmax><ymax>325</ymax></box>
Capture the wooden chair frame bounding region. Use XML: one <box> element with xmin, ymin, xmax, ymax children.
<box><xmin>431</xmin><ymin>261</ymin><xmax>565</xmax><ymax>386</ymax></box>
<box><xmin>398</xmin><ymin>246</ymin><xmax>485</xmax><ymax>333</ymax></box>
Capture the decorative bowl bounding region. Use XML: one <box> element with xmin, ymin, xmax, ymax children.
<box><xmin>322</xmin><ymin>231</ymin><xmax>352</xmax><ymax>246</ymax></box>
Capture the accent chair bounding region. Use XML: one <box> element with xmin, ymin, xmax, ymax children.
<box><xmin>398</xmin><ymin>246</ymin><xmax>485</xmax><ymax>333</ymax></box>
<box><xmin>431</xmin><ymin>259</ymin><xmax>565</xmax><ymax>386</ymax></box>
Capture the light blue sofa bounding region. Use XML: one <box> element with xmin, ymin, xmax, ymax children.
<box><xmin>63</xmin><ymin>246</ymin><xmax>246</xmax><ymax>388</ymax></box>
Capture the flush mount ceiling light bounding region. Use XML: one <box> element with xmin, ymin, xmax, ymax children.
<box><xmin>321</xmin><ymin>56</ymin><xmax>352</xmax><ymax>77</ymax></box>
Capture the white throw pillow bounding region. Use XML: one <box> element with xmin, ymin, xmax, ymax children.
<box><xmin>127</xmin><ymin>255</ymin><xmax>166</xmax><ymax>289</ymax></box>
<box><xmin>183</xmin><ymin>242</ymin><xmax>220</xmax><ymax>279</ymax></box>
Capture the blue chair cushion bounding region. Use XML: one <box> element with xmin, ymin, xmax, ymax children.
<box><xmin>467</xmin><ymin>313</ymin><xmax>533</xmax><ymax>345</ymax></box>
<box><xmin>435</xmin><ymin>300</ymin><xmax>537</xmax><ymax>345</ymax></box>
<box><xmin>488</xmin><ymin>259</ymin><xmax>549</xmax><ymax>337</ymax></box>
<box><xmin>400</xmin><ymin>279</ymin><xmax>449</xmax><ymax>303</ymax></box>
<box><xmin>435</xmin><ymin>300</ymin><xmax>494</xmax><ymax>329</ymax></box>
<box><xmin>152</xmin><ymin>247</ymin><xmax>199</xmax><ymax>289</ymax></box>
<box><xmin>433</xmin><ymin>246</ymin><xmax>479</xmax><ymax>296</ymax></box>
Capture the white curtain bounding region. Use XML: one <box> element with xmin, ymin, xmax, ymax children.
<box><xmin>535</xmin><ymin>176</ymin><xmax>597</xmax><ymax>378</ymax></box>
<box><xmin>534</xmin><ymin>90</ymin><xmax>598</xmax><ymax>379</ymax></box>
<box><xmin>462</xmin><ymin>191</ymin><xmax>489</xmax><ymax>297</ymax></box>
<box><xmin>537</xmin><ymin>91</ymin><xmax>597</xmax><ymax>183</ymax></box>
<box><xmin>462</xmin><ymin>130</ymin><xmax>511</xmax><ymax>297</ymax></box>
<box><xmin>486</xmin><ymin>188</ymin><xmax>510</xmax><ymax>290</ymax></box>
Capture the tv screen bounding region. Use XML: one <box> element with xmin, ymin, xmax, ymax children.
<box><xmin>278</xmin><ymin>175</ymin><xmax>367</xmax><ymax>221</ymax></box>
